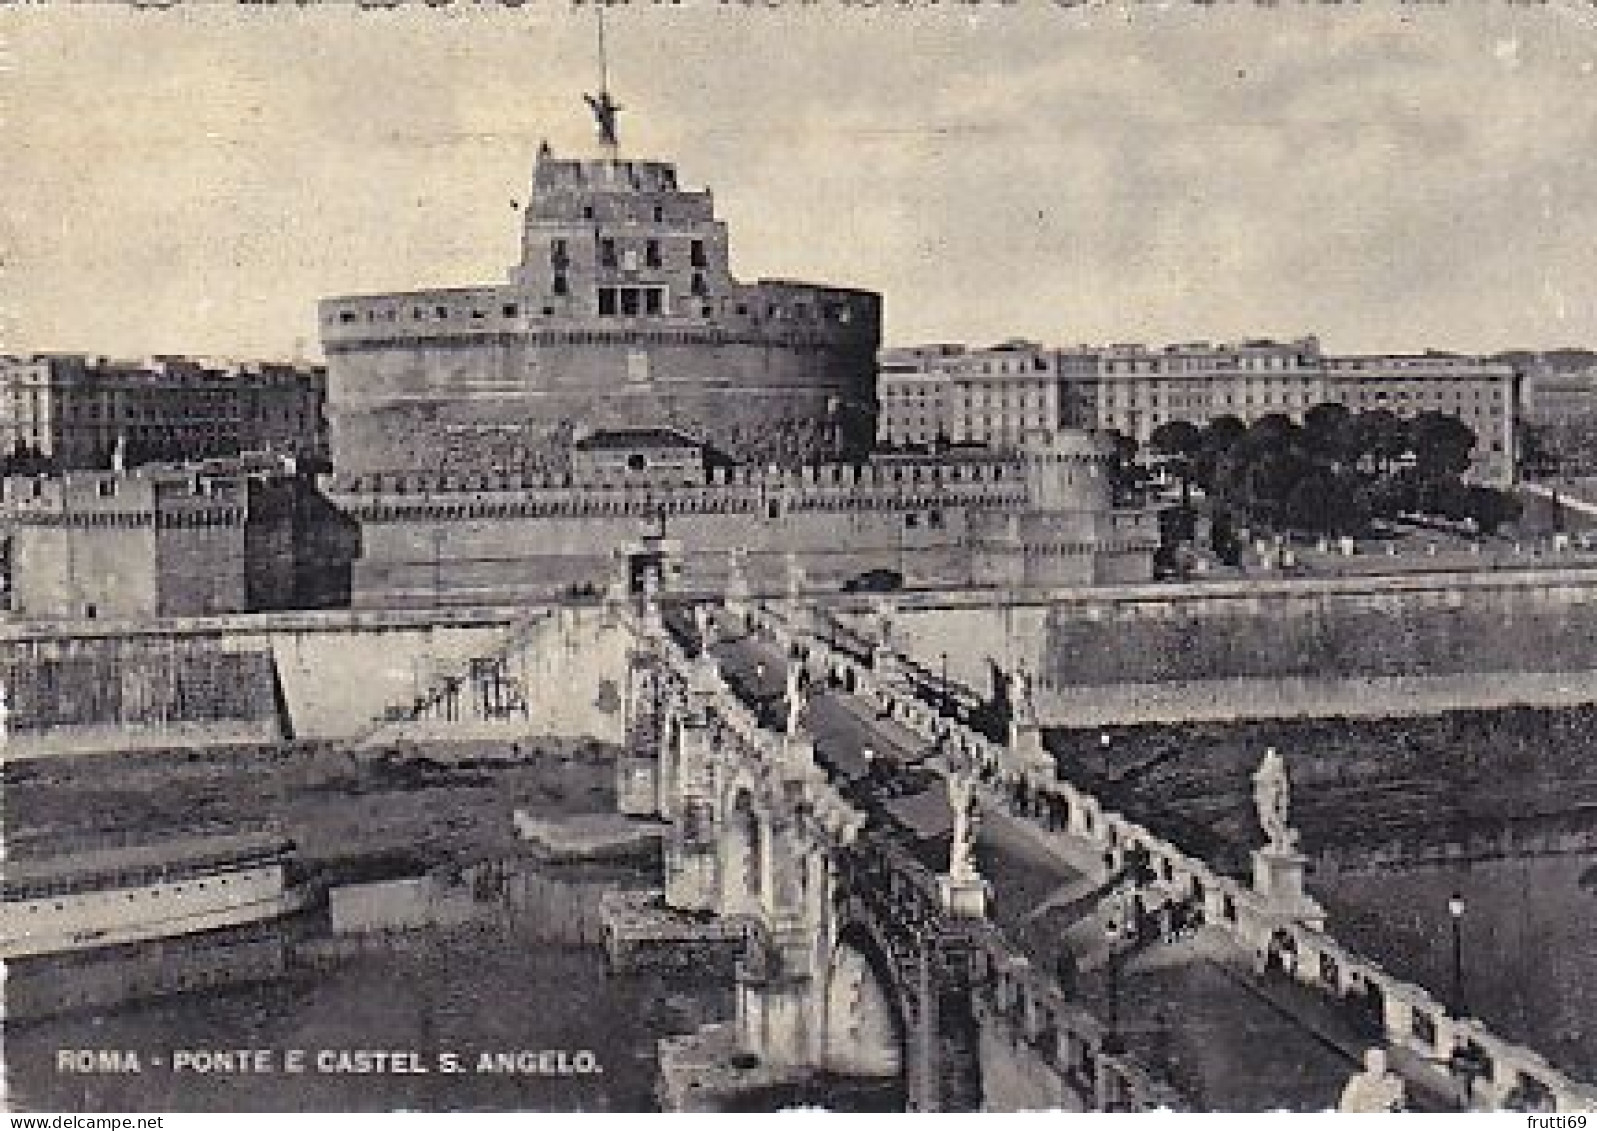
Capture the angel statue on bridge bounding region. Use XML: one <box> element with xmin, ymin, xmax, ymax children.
<box><xmin>783</xmin><ymin>663</ymin><xmax>809</xmax><ymax>738</ymax></box>
<box><xmin>946</xmin><ymin>766</ymin><xmax>981</xmax><ymax>883</ymax></box>
<box><xmin>1008</xmin><ymin>661</ymin><xmax>1039</xmax><ymax>738</ymax></box>
<box><xmin>1253</xmin><ymin>746</ymin><xmax>1299</xmax><ymax>852</ymax></box>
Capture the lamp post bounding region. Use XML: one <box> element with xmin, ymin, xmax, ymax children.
<box><xmin>1447</xmin><ymin>890</ymin><xmax>1480</xmax><ymax>1112</ymax></box>
<box><xmin>1102</xmin><ymin>887</ymin><xmax>1133</xmax><ymax>1056</ymax></box>
<box><xmin>1099</xmin><ymin>731</ymin><xmax>1112</xmax><ymax>779</ymax></box>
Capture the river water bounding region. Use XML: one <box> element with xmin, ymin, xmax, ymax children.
<box><xmin>3</xmin><ymin>859</ymin><xmax>732</xmax><ymax>1112</ymax></box>
<box><xmin>1314</xmin><ymin>852</ymin><xmax>1597</xmax><ymax>1085</ymax></box>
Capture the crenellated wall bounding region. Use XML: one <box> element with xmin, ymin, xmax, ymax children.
<box><xmin>326</xmin><ymin>445</ymin><xmax>1151</xmax><ymax>605</ymax></box>
<box><xmin>0</xmin><ymin>469</ymin><xmax>356</xmax><ymax>619</ymax></box>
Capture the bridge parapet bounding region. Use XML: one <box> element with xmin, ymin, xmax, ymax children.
<box><xmin>969</xmin><ymin>937</ymin><xmax>1184</xmax><ymax>1112</ymax></box>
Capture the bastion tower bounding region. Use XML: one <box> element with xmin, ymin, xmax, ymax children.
<box><xmin>318</xmin><ymin>101</ymin><xmax>881</xmax><ymax>481</ymax></box>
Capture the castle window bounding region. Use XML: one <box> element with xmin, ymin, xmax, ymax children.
<box><xmin>645</xmin><ymin>239</ymin><xmax>661</xmax><ymax>268</ymax></box>
<box><xmin>339</xmin><ymin>311</ymin><xmax>357</xmax><ymax>324</ymax></box>
<box><xmin>503</xmin><ymin>304</ymin><xmax>519</xmax><ymax>318</ymax></box>
<box><xmin>653</xmin><ymin>205</ymin><xmax>664</xmax><ymax>222</ymax></box>
<box><xmin>599</xmin><ymin>239</ymin><xmax>618</xmax><ymax>268</ymax></box>
<box><xmin>643</xmin><ymin>288</ymin><xmax>663</xmax><ymax>316</ymax></box>
<box><xmin>436</xmin><ymin>305</ymin><xmax>449</xmax><ymax>319</ymax></box>
<box><xmin>620</xmin><ymin>287</ymin><xmax>641</xmax><ymax>316</ymax></box>
<box><xmin>550</xmin><ymin>239</ymin><xmax>569</xmax><ymax>268</ymax></box>
<box><xmin>553</xmin><ymin>272</ymin><xmax>568</xmax><ymax>296</ymax></box>
<box><xmin>598</xmin><ymin>288</ymin><xmax>618</xmax><ymax>316</ymax></box>
<box><xmin>583</xmin><ymin>206</ymin><xmax>594</xmax><ymax>219</ymax></box>
<box><xmin>691</xmin><ymin>273</ymin><xmax>708</xmax><ymax>297</ymax></box>
<box><xmin>690</xmin><ymin>240</ymin><xmax>707</xmax><ymax>268</ymax></box>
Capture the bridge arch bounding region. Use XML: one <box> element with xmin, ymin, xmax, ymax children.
<box><xmin>820</xmin><ymin>919</ymin><xmax>910</xmax><ymax>1101</ymax></box>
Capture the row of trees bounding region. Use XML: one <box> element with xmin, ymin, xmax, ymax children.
<box><xmin>1141</xmin><ymin>404</ymin><xmax>1521</xmax><ymax>539</ymax></box>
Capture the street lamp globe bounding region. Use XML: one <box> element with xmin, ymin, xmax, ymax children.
<box><xmin>1448</xmin><ymin>892</ymin><xmax>1466</xmax><ymax>920</ymax></box>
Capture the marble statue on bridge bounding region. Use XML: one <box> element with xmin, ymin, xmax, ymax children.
<box><xmin>871</xmin><ymin>596</ymin><xmax>895</xmax><ymax>645</ymax></box>
<box><xmin>946</xmin><ymin>764</ymin><xmax>980</xmax><ymax>883</ymax></box>
<box><xmin>1008</xmin><ymin>662</ymin><xmax>1039</xmax><ymax>732</ymax></box>
<box><xmin>1253</xmin><ymin>745</ymin><xmax>1299</xmax><ymax>852</ymax></box>
<box><xmin>784</xmin><ymin>663</ymin><xmax>809</xmax><ymax>737</ymax></box>
<box><xmin>724</xmin><ymin>547</ymin><xmax>751</xmax><ymax>613</ymax></box>
<box><xmin>1249</xmin><ymin>745</ymin><xmax>1325</xmax><ymax>929</ymax></box>
<box><xmin>784</xmin><ymin>551</ymin><xmax>806</xmax><ymax>603</ymax></box>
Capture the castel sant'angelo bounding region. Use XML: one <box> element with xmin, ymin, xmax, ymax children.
<box><xmin>311</xmin><ymin>93</ymin><xmax>1154</xmax><ymax>605</ymax></box>
<box><xmin>0</xmin><ymin>92</ymin><xmax>1152</xmax><ymax>621</ymax></box>
<box><xmin>319</xmin><ymin>95</ymin><xmax>880</xmax><ymax>478</ymax></box>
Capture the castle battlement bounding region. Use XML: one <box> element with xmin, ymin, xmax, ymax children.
<box><xmin>330</xmin><ymin>453</ymin><xmax>1031</xmax><ymax>498</ymax></box>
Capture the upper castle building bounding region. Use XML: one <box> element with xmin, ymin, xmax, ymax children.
<box><xmin>319</xmin><ymin>138</ymin><xmax>881</xmax><ymax>481</ymax></box>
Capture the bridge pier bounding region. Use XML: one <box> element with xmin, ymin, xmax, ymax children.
<box><xmin>735</xmin><ymin>918</ymin><xmax>824</xmax><ymax>1071</ymax></box>
<box><xmin>664</xmin><ymin>719</ymin><xmax>721</xmax><ymax>914</ymax></box>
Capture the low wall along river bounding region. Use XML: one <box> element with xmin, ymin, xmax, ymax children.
<box><xmin>13</xmin><ymin>569</ymin><xmax>1597</xmax><ymax>753</ymax></box>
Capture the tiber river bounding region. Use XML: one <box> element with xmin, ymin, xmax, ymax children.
<box><xmin>3</xmin><ymin>859</ymin><xmax>731</xmax><ymax>1113</ymax></box>
<box><xmin>7</xmin><ymin>847</ymin><xmax>1593</xmax><ymax>1110</ymax></box>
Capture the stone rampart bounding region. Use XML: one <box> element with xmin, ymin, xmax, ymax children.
<box><xmin>883</xmin><ymin>568</ymin><xmax>1597</xmax><ymax>726</ymax></box>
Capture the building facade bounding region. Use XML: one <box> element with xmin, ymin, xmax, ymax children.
<box><xmin>1321</xmin><ymin>354</ymin><xmax>1517</xmax><ymax>483</ymax></box>
<box><xmin>877</xmin><ymin>344</ymin><xmax>960</xmax><ymax>448</ymax></box>
<box><xmin>878</xmin><ymin>336</ymin><xmax>1518</xmax><ymax>484</ymax></box>
<box><xmin>877</xmin><ymin>341</ymin><xmax>1062</xmax><ymax>450</ymax></box>
<box><xmin>1089</xmin><ymin>338</ymin><xmax>1327</xmax><ymax>444</ymax></box>
<box><xmin>319</xmin><ymin>144</ymin><xmax>881</xmax><ymax>480</ymax></box>
<box><xmin>0</xmin><ymin>355</ymin><xmax>329</xmax><ymax>474</ymax></box>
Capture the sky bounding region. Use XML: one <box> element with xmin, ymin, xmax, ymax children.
<box><xmin>2</xmin><ymin>2</ymin><xmax>1595</xmax><ymax>362</ymax></box>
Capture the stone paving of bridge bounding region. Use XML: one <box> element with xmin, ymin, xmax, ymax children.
<box><xmin>693</xmin><ymin>611</ymin><xmax>1468</xmax><ymax>1111</ymax></box>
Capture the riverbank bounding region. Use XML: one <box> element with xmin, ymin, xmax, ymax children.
<box><xmin>2</xmin><ymin>737</ymin><xmax>624</xmax><ymax>883</ymax></box>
